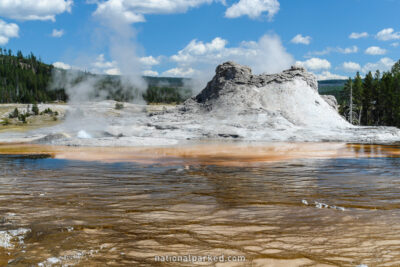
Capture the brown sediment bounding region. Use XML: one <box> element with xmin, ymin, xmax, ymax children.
<box><xmin>0</xmin><ymin>142</ymin><xmax>399</xmax><ymax>166</ymax></box>
<box><xmin>1</xmin><ymin>143</ymin><xmax>400</xmax><ymax>266</ymax></box>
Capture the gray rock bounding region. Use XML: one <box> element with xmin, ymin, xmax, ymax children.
<box><xmin>194</xmin><ymin>62</ymin><xmax>318</xmax><ymax>105</ymax></box>
<box><xmin>33</xmin><ymin>133</ymin><xmax>71</xmax><ymax>144</ymax></box>
<box><xmin>321</xmin><ymin>95</ymin><xmax>339</xmax><ymax>111</ymax></box>
<box><xmin>186</xmin><ymin>62</ymin><xmax>320</xmax><ymax>113</ymax></box>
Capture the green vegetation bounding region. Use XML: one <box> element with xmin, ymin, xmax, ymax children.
<box><xmin>1</xmin><ymin>118</ymin><xmax>9</xmax><ymax>126</ymax></box>
<box><xmin>0</xmin><ymin>48</ymin><xmax>191</xmax><ymax>104</ymax></box>
<box><xmin>336</xmin><ymin>60</ymin><xmax>400</xmax><ymax>127</ymax></box>
<box><xmin>8</xmin><ymin>108</ymin><xmax>19</xmax><ymax>118</ymax></box>
<box><xmin>41</xmin><ymin>107</ymin><xmax>55</xmax><ymax>115</ymax></box>
<box><xmin>143</xmin><ymin>86</ymin><xmax>192</xmax><ymax>104</ymax></box>
<box><xmin>0</xmin><ymin>48</ymin><xmax>67</xmax><ymax>103</ymax></box>
<box><xmin>32</xmin><ymin>103</ymin><xmax>39</xmax><ymax>115</ymax></box>
<box><xmin>115</xmin><ymin>102</ymin><xmax>124</xmax><ymax>110</ymax></box>
<box><xmin>18</xmin><ymin>113</ymin><xmax>27</xmax><ymax>123</ymax></box>
<box><xmin>318</xmin><ymin>80</ymin><xmax>347</xmax><ymax>104</ymax></box>
<box><xmin>5</xmin><ymin>105</ymin><xmax>59</xmax><ymax>125</ymax></box>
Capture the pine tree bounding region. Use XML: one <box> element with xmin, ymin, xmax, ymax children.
<box><xmin>361</xmin><ymin>72</ymin><xmax>374</xmax><ymax>125</ymax></box>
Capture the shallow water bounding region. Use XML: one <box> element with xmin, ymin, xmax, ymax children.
<box><xmin>1</xmin><ymin>144</ymin><xmax>400</xmax><ymax>266</ymax></box>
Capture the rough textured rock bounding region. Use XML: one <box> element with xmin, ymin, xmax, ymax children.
<box><xmin>321</xmin><ymin>95</ymin><xmax>339</xmax><ymax>111</ymax></box>
<box><xmin>195</xmin><ymin>62</ymin><xmax>318</xmax><ymax>105</ymax></box>
<box><xmin>177</xmin><ymin>61</ymin><xmax>348</xmax><ymax>131</ymax></box>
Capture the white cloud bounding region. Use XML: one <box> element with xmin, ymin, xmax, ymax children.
<box><xmin>349</xmin><ymin>32</ymin><xmax>368</xmax><ymax>39</ymax></box>
<box><xmin>93</xmin><ymin>0</ymin><xmax>280</xmax><ymax>23</ymax></box>
<box><xmin>162</xmin><ymin>67</ymin><xmax>195</xmax><ymax>77</ymax></box>
<box><xmin>142</xmin><ymin>70</ymin><xmax>159</xmax><ymax>76</ymax></box>
<box><xmin>338</xmin><ymin>46</ymin><xmax>359</xmax><ymax>54</ymax></box>
<box><xmin>94</xmin><ymin>0</ymin><xmax>214</xmax><ymax>23</ymax></box>
<box><xmin>92</xmin><ymin>54</ymin><xmax>117</xmax><ymax>69</ymax></box>
<box><xmin>365</xmin><ymin>46</ymin><xmax>387</xmax><ymax>55</ymax></box>
<box><xmin>139</xmin><ymin>56</ymin><xmax>160</xmax><ymax>66</ymax></box>
<box><xmin>376</xmin><ymin>28</ymin><xmax>400</xmax><ymax>41</ymax></box>
<box><xmin>84</xmin><ymin>54</ymin><xmax>161</xmax><ymax>76</ymax></box>
<box><xmin>105</xmin><ymin>68</ymin><xmax>121</xmax><ymax>75</ymax></box>
<box><xmin>170</xmin><ymin>34</ymin><xmax>294</xmax><ymax>76</ymax></box>
<box><xmin>0</xmin><ymin>0</ymin><xmax>72</xmax><ymax>21</ymax></box>
<box><xmin>89</xmin><ymin>54</ymin><xmax>123</xmax><ymax>75</ymax></box>
<box><xmin>0</xmin><ymin>19</ymin><xmax>19</xmax><ymax>45</ymax></box>
<box><xmin>391</xmin><ymin>42</ymin><xmax>399</xmax><ymax>47</ymax></box>
<box><xmin>362</xmin><ymin>57</ymin><xmax>395</xmax><ymax>73</ymax></box>
<box><xmin>51</xmin><ymin>29</ymin><xmax>64</xmax><ymax>38</ymax></box>
<box><xmin>342</xmin><ymin>61</ymin><xmax>361</xmax><ymax>73</ymax></box>
<box><xmin>295</xmin><ymin>58</ymin><xmax>331</xmax><ymax>71</ymax></box>
<box><xmin>53</xmin><ymin>61</ymin><xmax>71</xmax><ymax>70</ymax></box>
<box><xmin>225</xmin><ymin>0</ymin><xmax>280</xmax><ymax>20</ymax></box>
<box><xmin>291</xmin><ymin>34</ymin><xmax>311</xmax><ymax>45</ymax></box>
<box><xmin>307</xmin><ymin>46</ymin><xmax>358</xmax><ymax>57</ymax></box>
<box><xmin>316</xmin><ymin>71</ymin><xmax>347</xmax><ymax>81</ymax></box>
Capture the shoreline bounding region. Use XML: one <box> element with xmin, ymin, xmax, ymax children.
<box><xmin>0</xmin><ymin>142</ymin><xmax>399</xmax><ymax>166</ymax></box>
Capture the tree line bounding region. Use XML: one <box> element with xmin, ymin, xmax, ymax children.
<box><xmin>0</xmin><ymin>48</ymin><xmax>191</xmax><ymax>104</ymax></box>
<box><xmin>339</xmin><ymin>59</ymin><xmax>400</xmax><ymax>127</ymax></box>
<box><xmin>0</xmin><ymin>48</ymin><xmax>67</xmax><ymax>103</ymax></box>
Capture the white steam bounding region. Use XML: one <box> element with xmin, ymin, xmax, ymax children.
<box><xmin>170</xmin><ymin>33</ymin><xmax>294</xmax><ymax>94</ymax></box>
<box><xmin>101</xmin><ymin>13</ymin><xmax>147</xmax><ymax>94</ymax></box>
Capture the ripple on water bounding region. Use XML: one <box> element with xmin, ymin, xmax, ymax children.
<box><xmin>0</xmin><ymin>145</ymin><xmax>400</xmax><ymax>266</ymax></box>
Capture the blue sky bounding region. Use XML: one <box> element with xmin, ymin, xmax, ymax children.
<box><xmin>0</xmin><ymin>0</ymin><xmax>399</xmax><ymax>80</ymax></box>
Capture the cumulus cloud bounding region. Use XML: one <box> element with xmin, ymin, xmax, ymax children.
<box><xmin>142</xmin><ymin>70</ymin><xmax>159</xmax><ymax>76</ymax></box>
<box><xmin>53</xmin><ymin>61</ymin><xmax>71</xmax><ymax>70</ymax></box>
<box><xmin>51</xmin><ymin>29</ymin><xmax>64</xmax><ymax>38</ymax></box>
<box><xmin>338</xmin><ymin>46</ymin><xmax>359</xmax><ymax>54</ymax></box>
<box><xmin>225</xmin><ymin>0</ymin><xmax>280</xmax><ymax>20</ymax></box>
<box><xmin>307</xmin><ymin>46</ymin><xmax>358</xmax><ymax>57</ymax></box>
<box><xmin>290</xmin><ymin>34</ymin><xmax>311</xmax><ymax>45</ymax></box>
<box><xmin>82</xmin><ymin>54</ymin><xmax>161</xmax><ymax>76</ymax></box>
<box><xmin>0</xmin><ymin>19</ymin><xmax>19</xmax><ymax>45</ymax></box>
<box><xmin>349</xmin><ymin>32</ymin><xmax>368</xmax><ymax>39</ymax></box>
<box><xmin>92</xmin><ymin>54</ymin><xmax>118</xmax><ymax>70</ymax></box>
<box><xmin>342</xmin><ymin>61</ymin><xmax>361</xmax><ymax>73</ymax></box>
<box><xmin>105</xmin><ymin>68</ymin><xmax>121</xmax><ymax>75</ymax></box>
<box><xmin>0</xmin><ymin>0</ymin><xmax>72</xmax><ymax>21</ymax></box>
<box><xmin>162</xmin><ymin>67</ymin><xmax>196</xmax><ymax>77</ymax></box>
<box><xmin>316</xmin><ymin>71</ymin><xmax>347</xmax><ymax>81</ymax></box>
<box><xmin>376</xmin><ymin>28</ymin><xmax>400</xmax><ymax>41</ymax></box>
<box><xmin>92</xmin><ymin>0</ymin><xmax>280</xmax><ymax>23</ymax></box>
<box><xmin>295</xmin><ymin>58</ymin><xmax>331</xmax><ymax>71</ymax></box>
<box><xmin>170</xmin><ymin>34</ymin><xmax>293</xmax><ymax>75</ymax></box>
<box><xmin>139</xmin><ymin>56</ymin><xmax>160</xmax><ymax>66</ymax></box>
<box><xmin>365</xmin><ymin>46</ymin><xmax>387</xmax><ymax>55</ymax></box>
<box><xmin>362</xmin><ymin>57</ymin><xmax>395</xmax><ymax>73</ymax></box>
<box><xmin>93</xmin><ymin>0</ymin><xmax>214</xmax><ymax>23</ymax></box>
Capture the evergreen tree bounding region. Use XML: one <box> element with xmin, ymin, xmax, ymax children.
<box><xmin>361</xmin><ymin>72</ymin><xmax>374</xmax><ymax>125</ymax></box>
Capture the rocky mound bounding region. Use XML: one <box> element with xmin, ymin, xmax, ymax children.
<box><xmin>195</xmin><ymin>61</ymin><xmax>318</xmax><ymax>104</ymax></box>
<box><xmin>181</xmin><ymin>61</ymin><xmax>349</xmax><ymax>128</ymax></box>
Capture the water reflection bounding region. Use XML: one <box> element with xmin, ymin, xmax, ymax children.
<box><xmin>0</xmin><ymin>144</ymin><xmax>400</xmax><ymax>266</ymax></box>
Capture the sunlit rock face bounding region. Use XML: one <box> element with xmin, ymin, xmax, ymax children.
<box><xmin>321</xmin><ymin>95</ymin><xmax>339</xmax><ymax>112</ymax></box>
<box><xmin>195</xmin><ymin>62</ymin><xmax>318</xmax><ymax>105</ymax></box>
<box><xmin>180</xmin><ymin>61</ymin><xmax>349</xmax><ymax>129</ymax></box>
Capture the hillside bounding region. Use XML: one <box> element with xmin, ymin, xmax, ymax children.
<box><xmin>318</xmin><ymin>79</ymin><xmax>346</xmax><ymax>104</ymax></box>
<box><xmin>0</xmin><ymin>49</ymin><xmax>191</xmax><ymax>104</ymax></box>
<box><xmin>0</xmin><ymin>49</ymin><xmax>66</xmax><ymax>103</ymax></box>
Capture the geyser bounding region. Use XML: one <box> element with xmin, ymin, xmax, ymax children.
<box><xmin>3</xmin><ymin>61</ymin><xmax>400</xmax><ymax>146</ymax></box>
